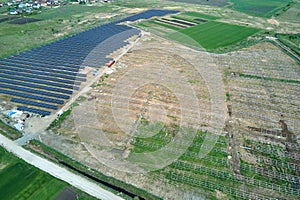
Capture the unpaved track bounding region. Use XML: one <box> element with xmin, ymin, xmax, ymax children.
<box><xmin>0</xmin><ymin>134</ymin><xmax>123</xmax><ymax>200</ymax></box>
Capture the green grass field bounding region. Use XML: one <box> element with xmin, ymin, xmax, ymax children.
<box><xmin>0</xmin><ymin>146</ymin><xmax>68</xmax><ymax>200</ymax></box>
<box><xmin>169</xmin><ymin>21</ymin><xmax>260</xmax><ymax>50</ymax></box>
<box><xmin>167</xmin><ymin>0</ymin><xmax>228</xmax><ymax>7</ymax></box>
<box><xmin>277</xmin><ymin>2</ymin><xmax>300</xmax><ymax>24</ymax></box>
<box><xmin>229</xmin><ymin>0</ymin><xmax>291</xmax><ymax>17</ymax></box>
<box><xmin>183</xmin><ymin>12</ymin><xmax>220</xmax><ymax>20</ymax></box>
<box><xmin>34</xmin><ymin>5</ymin><xmax>112</xmax><ymax>20</ymax></box>
<box><xmin>0</xmin><ymin>146</ymin><xmax>96</xmax><ymax>200</ymax></box>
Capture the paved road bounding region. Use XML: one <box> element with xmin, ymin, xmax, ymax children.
<box><xmin>0</xmin><ymin>134</ymin><xmax>123</xmax><ymax>200</ymax></box>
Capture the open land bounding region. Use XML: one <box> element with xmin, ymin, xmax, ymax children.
<box><xmin>0</xmin><ymin>0</ymin><xmax>299</xmax><ymax>200</ymax></box>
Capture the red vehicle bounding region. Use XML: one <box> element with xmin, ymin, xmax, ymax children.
<box><xmin>107</xmin><ymin>60</ymin><xmax>115</xmax><ymax>67</ymax></box>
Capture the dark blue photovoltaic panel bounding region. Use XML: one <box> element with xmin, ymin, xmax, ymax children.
<box><xmin>0</xmin><ymin>64</ymin><xmax>86</xmax><ymax>82</ymax></box>
<box><xmin>0</xmin><ymin>73</ymin><xmax>77</xmax><ymax>90</ymax></box>
<box><xmin>0</xmin><ymin>78</ymin><xmax>72</xmax><ymax>94</ymax></box>
<box><xmin>0</xmin><ymin>9</ymin><xmax>177</xmax><ymax>115</ymax></box>
<box><xmin>0</xmin><ymin>69</ymin><xmax>77</xmax><ymax>85</ymax></box>
<box><xmin>17</xmin><ymin>106</ymin><xmax>51</xmax><ymax>116</ymax></box>
<box><xmin>12</xmin><ymin>98</ymin><xmax>58</xmax><ymax>110</ymax></box>
<box><xmin>0</xmin><ymin>61</ymin><xmax>86</xmax><ymax>77</ymax></box>
<box><xmin>116</xmin><ymin>9</ymin><xmax>179</xmax><ymax>23</ymax></box>
<box><xmin>0</xmin><ymin>83</ymin><xmax>69</xmax><ymax>99</ymax></box>
<box><xmin>0</xmin><ymin>89</ymin><xmax>64</xmax><ymax>104</ymax></box>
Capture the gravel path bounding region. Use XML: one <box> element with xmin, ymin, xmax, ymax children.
<box><xmin>0</xmin><ymin>134</ymin><xmax>123</xmax><ymax>200</ymax></box>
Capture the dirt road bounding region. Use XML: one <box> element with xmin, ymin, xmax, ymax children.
<box><xmin>0</xmin><ymin>134</ymin><xmax>123</xmax><ymax>200</ymax></box>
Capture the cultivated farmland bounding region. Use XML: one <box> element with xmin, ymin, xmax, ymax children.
<box><xmin>169</xmin><ymin>21</ymin><xmax>260</xmax><ymax>50</ymax></box>
<box><xmin>183</xmin><ymin>11</ymin><xmax>221</xmax><ymax>20</ymax></box>
<box><xmin>137</xmin><ymin>13</ymin><xmax>261</xmax><ymax>51</ymax></box>
<box><xmin>0</xmin><ymin>146</ymin><xmax>94</xmax><ymax>200</ymax></box>
<box><xmin>228</xmin><ymin>0</ymin><xmax>291</xmax><ymax>17</ymax></box>
<box><xmin>168</xmin><ymin>0</ymin><xmax>229</xmax><ymax>7</ymax></box>
<box><xmin>277</xmin><ymin>2</ymin><xmax>300</xmax><ymax>24</ymax></box>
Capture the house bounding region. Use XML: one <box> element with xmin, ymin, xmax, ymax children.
<box><xmin>18</xmin><ymin>3</ymin><xmax>26</xmax><ymax>9</ymax></box>
<box><xmin>9</xmin><ymin>9</ymin><xmax>18</xmax><ymax>15</ymax></box>
<box><xmin>32</xmin><ymin>3</ymin><xmax>40</xmax><ymax>8</ymax></box>
<box><xmin>25</xmin><ymin>7</ymin><xmax>32</xmax><ymax>13</ymax></box>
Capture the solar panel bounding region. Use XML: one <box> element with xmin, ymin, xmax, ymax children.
<box><xmin>0</xmin><ymin>65</ymin><xmax>85</xmax><ymax>82</ymax></box>
<box><xmin>0</xmin><ymin>9</ymin><xmax>177</xmax><ymax>115</ymax></box>
<box><xmin>0</xmin><ymin>73</ymin><xmax>76</xmax><ymax>89</ymax></box>
<box><xmin>0</xmin><ymin>83</ymin><xmax>70</xmax><ymax>99</ymax></box>
<box><xmin>0</xmin><ymin>69</ymin><xmax>78</xmax><ymax>85</ymax></box>
<box><xmin>17</xmin><ymin>106</ymin><xmax>51</xmax><ymax>116</ymax></box>
<box><xmin>12</xmin><ymin>98</ymin><xmax>58</xmax><ymax>110</ymax></box>
<box><xmin>0</xmin><ymin>78</ymin><xmax>73</xmax><ymax>94</ymax></box>
<box><xmin>0</xmin><ymin>89</ymin><xmax>64</xmax><ymax>104</ymax></box>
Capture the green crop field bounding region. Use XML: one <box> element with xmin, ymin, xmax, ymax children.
<box><xmin>183</xmin><ymin>12</ymin><xmax>220</xmax><ymax>20</ymax></box>
<box><xmin>168</xmin><ymin>0</ymin><xmax>229</xmax><ymax>7</ymax></box>
<box><xmin>169</xmin><ymin>21</ymin><xmax>260</xmax><ymax>50</ymax></box>
<box><xmin>277</xmin><ymin>2</ymin><xmax>300</xmax><ymax>24</ymax></box>
<box><xmin>229</xmin><ymin>0</ymin><xmax>291</xmax><ymax>17</ymax></box>
<box><xmin>0</xmin><ymin>146</ymin><xmax>95</xmax><ymax>200</ymax></box>
<box><xmin>33</xmin><ymin>5</ymin><xmax>112</xmax><ymax>20</ymax></box>
<box><xmin>0</xmin><ymin>146</ymin><xmax>68</xmax><ymax>200</ymax></box>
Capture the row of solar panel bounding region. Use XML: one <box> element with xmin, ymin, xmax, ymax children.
<box><xmin>17</xmin><ymin>53</ymin><xmax>86</xmax><ymax>61</ymax></box>
<box><xmin>0</xmin><ymin>83</ymin><xmax>69</xmax><ymax>99</ymax></box>
<box><xmin>10</xmin><ymin>56</ymin><xmax>83</xmax><ymax>68</ymax></box>
<box><xmin>60</xmin><ymin>26</ymin><xmax>132</xmax><ymax>40</ymax></box>
<box><xmin>0</xmin><ymin>70</ymin><xmax>78</xmax><ymax>85</ymax></box>
<box><xmin>12</xmin><ymin>98</ymin><xmax>58</xmax><ymax>110</ymax></box>
<box><xmin>5</xmin><ymin>57</ymin><xmax>82</xmax><ymax>72</ymax></box>
<box><xmin>0</xmin><ymin>89</ymin><xmax>64</xmax><ymax>104</ymax></box>
<box><xmin>0</xmin><ymin>78</ymin><xmax>72</xmax><ymax>95</ymax></box>
<box><xmin>17</xmin><ymin>106</ymin><xmax>51</xmax><ymax>116</ymax></box>
<box><xmin>0</xmin><ymin>65</ymin><xmax>86</xmax><ymax>82</ymax></box>
<box><xmin>0</xmin><ymin>71</ymin><xmax>79</xmax><ymax>90</ymax></box>
<box><xmin>0</xmin><ymin>61</ymin><xmax>85</xmax><ymax>78</ymax></box>
<box><xmin>9</xmin><ymin>55</ymin><xmax>83</xmax><ymax>66</ymax></box>
<box><xmin>117</xmin><ymin>9</ymin><xmax>178</xmax><ymax>23</ymax></box>
<box><xmin>3</xmin><ymin>60</ymin><xmax>85</xmax><ymax>76</ymax></box>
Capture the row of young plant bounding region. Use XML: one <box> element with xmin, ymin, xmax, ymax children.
<box><xmin>165</xmin><ymin>170</ymin><xmax>275</xmax><ymax>199</ymax></box>
<box><xmin>168</xmin><ymin>158</ymin><xmax>300</xmax><ymax>197</ymax></box>
<box><xmin>240</xmin><ymin>161</ymin><xmax>300</xmax><ymax>184</ymax></box>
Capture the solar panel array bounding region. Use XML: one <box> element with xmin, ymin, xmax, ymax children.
<box><xmin>116</xmin><ymin>9</ymin><xmax>178</xmax><ymax>23</ymax></box>
<box><xmin>0</xmin><ymin>9</ymin><xmax>178</xmax><ymax>115</ymax></box>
